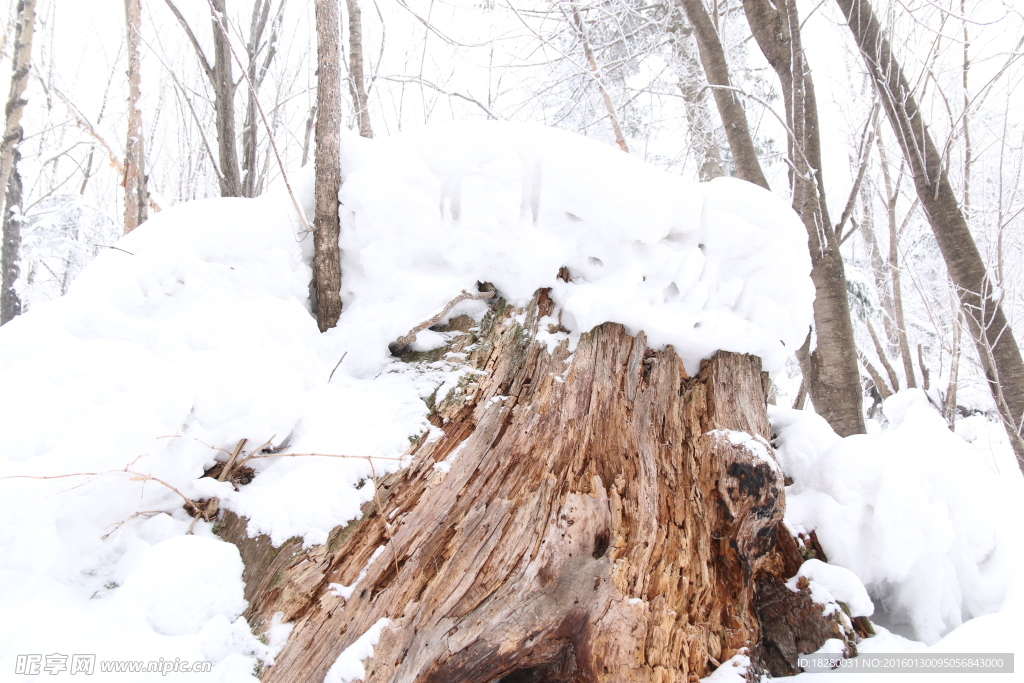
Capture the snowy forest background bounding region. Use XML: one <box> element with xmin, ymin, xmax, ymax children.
<box><xmin>1</xmin><ymin>0</ymin><xmax>1024</xmax><ymax>680</ymax></box>
<box><xmin>4</xmin><ymin>0</ymin><xmax>1023</xmax><ymax>427</ymax></box>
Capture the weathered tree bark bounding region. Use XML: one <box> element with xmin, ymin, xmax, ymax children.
<box><xmin>218</xmin><ymin>292</ymin><xmax>856</xmax><ymax>681</ymax></box>
<box><xmin>742</xmin><ymin>0</ymin><xmax>865</xmax><ymax>437</ymax></box>
<box><xmin>675</xmin><ymin>0</ymin><xmax>768</xmax><ymax>189</ymax></box>
<box><xmin>313</xmin><ymin>0</ymin><xmax>343</xmax><ymax>331</ymax></box>
<box><xmin>835</xmin><ymin>0</ymin><xmax>1024</xmax><ymax>463</ymax></box>
<box><xmin>1</xmin><ymin>149</ymin><xmax>22</xmax><ymax>325</ymax></box>
<box><xmin>0</xmin><ymin>0</ymin><xmax>33</xmax><ymax>325</ymax></box>
<box><xmin>123</xmin><ymin>0</ymin><xmax>148</xmax><ymax>233</ymax></box>
<box><xmin>345</xmin><ymin>0</ymin><xmax>373</xmax><ymax>139</ymax></box>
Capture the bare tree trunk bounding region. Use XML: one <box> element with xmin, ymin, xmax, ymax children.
<box><xmin>676</xmin><ymin>0</ymin><xmax>768</xmax><ymax>189</ymax></box>
<box><xmin>1</xmin><ymin>149</ymin><xmax>22</xmax><ymax>325</ymax></box>
<box><xmin>210</xmin><ymin>0</ymin><xmax>243</xmax><ymax>197</ymax></box>
<box><xmin>944</xmin><ymin>296</ymin><xmax>962</xmax><ymax>427</ymax></box>
<box><xmin>345</xmin><ymin>0</ymin><xmax>373</xmax><ymax>138</ymax></box>
<box><xmin>123</xmin><ymin>0</ymin><xmax>148</xmax><ymax>233</ymax></box>
<box><xmin>313</xmin><ymin>0</ymin><xmax>343</xmax><ymax>331</ymax></box>
<box><xmin>835</xmin><ymin>0</ymin><xmax>1024</xmax><ymax>464</ymax></box>
<box><xmin>217</xmin><ymin>293</ymin><xmax>857</xmax><ymax>682</ymax></box>
<box><xmin>742</xmin><ymin>0</ymin><xmax>865</xmax><ymax>437</ymax></box>
<box><xmin>0</xmin><ymin>0</ymin><xmax>33</xmax><ymax>325</ymax></box>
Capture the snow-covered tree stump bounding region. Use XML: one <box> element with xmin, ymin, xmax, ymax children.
<box><xmin>218</xmin><ymin>290</ymin><xmax>851</xmax><ymax>681</ymax></box>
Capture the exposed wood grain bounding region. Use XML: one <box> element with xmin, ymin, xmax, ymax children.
<box><xmin>219</xmin><ymin>290</ymin><xmax>852</xmax><ymax>681</ymax></box>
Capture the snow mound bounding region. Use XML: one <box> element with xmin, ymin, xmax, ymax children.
<box><xmin>332</xmin><ymin>121</ymin><xmax>813</xmax><ymax>377</ymax></box>
<box><xmin>772</xmin><ymin>392</ymin><xmax>1022</xmax><ymax>644</ymax></box>
<box><xmin>0</xmin><ymin>120</ymin><xmax>815</xmax><ymax>678</ymax></box>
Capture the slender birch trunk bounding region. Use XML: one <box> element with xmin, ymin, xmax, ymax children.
<box><xmin>209</xmin><ymin>0</ymin><xmax>242</xmax><ymax>197</ymax></box>
<box><xmin>1</xmin><ymin>0</ymin><xmax>34</xmax><ymax>325</ymax></box>
<box><xmin>123</xmin><ymin>0</ymin><xmax>148</xmax><ymax>232</ymax></box>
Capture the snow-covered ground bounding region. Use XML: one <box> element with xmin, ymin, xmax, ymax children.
<box><xmin>0</xmin><ymin>122</ymin><xmax>1019</xmax><ymax>681</ymax></box>
<box><xmin>769</xmin><ymin>392</ymin><xmax>1023</xmax><ymax>682</ymax></box>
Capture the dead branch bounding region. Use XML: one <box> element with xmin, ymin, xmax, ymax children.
<box><xmin>866</xmin><ymin>319</ymin><xmax>899</xmax><ymax>394</ymax></box>
<box><xmin>390</xmin><ymin>289</ymin><xmax>495</xmax><ymax>354</ymax></box>
<box><xmin>218</xmin><ymin>438</ymin><xmax>248</xmax><ymax>482</ymax></box>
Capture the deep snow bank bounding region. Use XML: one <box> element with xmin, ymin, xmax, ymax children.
<box><xmin>772</xmin><ymin>390</ymin><xmax>1023</xmax><ymax>647</ymax></box>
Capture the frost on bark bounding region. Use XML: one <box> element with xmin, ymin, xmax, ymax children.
<box><xmin>0</xmin><ymin>0</ymin><xmax>34</xmax><ymax>325</ymax></box>
<box><xmin>313</xmin><ymin>0</ymin><xmax>343</xmax><ymax>331</ymax></box>
<box><xmin>835</xmin><ymin>0</ymin><xmax>1024</xmax><ymax>463</ymax></box>
<box><xmin>218</xmin><ymin>291</ymin><xmax>858</xmax><ymax>681</ymax></box>
<box><xmin>123</xmin><ymin>0</ymin><xmax>148</xmax><ymax>232</ymax></box>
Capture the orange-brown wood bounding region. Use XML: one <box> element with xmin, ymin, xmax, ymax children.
<box><xmin>217</xmin><ymin>291</ymin><xmax>851</xmax><ymax>682</ymax></box>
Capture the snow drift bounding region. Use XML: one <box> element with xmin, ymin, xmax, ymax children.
<box><xmin>772</xmin><ymin>390</ymin><xmax>1022</xmax><ymax>646</ymax></box>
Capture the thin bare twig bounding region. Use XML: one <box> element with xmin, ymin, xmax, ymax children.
<box><xmin>328</xmin><ymin>351</ymin><xmax>349</xmax><ymax>383</ymax></box>
<box><xmin>2</xmin><ymin>469</ymin><xmax>204</xmax><ymax>519</ymax></box>
<box><xmin>241</xmin><ymin>451</ymin><xmax>404</xmax><ymax>463</ymax></box>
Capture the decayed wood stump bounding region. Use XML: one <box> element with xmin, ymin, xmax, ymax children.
<box><xmin>217</xmin><ymin>289</ymin><xmax>852</xmax><ymax>682</ymax></box>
